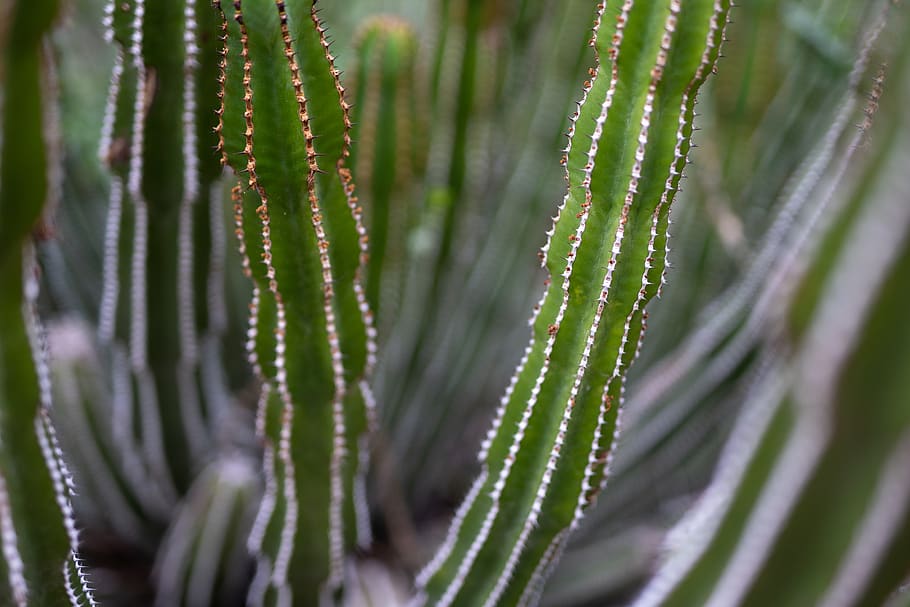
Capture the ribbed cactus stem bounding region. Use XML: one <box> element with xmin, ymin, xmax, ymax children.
<box><xmin>350</xmin><ymin>17</ymin><xmax>422</xmax><ymax>335</ymax></box>
<box><xmin>176</xmin><ymin>0</ymin><xmax>208</xmax><ymax>464</ymax></box>
<box><xmin>233</xmin><ymin>9</ymin><xmax>304</xmax><ymax>599</ymax></box>
<box><xmin>415</xmin><ymin>1</ymin><xmax>730</xmax><ymax>605</ymax></box>
<box><xmin>154</xmin><ymin>455</ymin><xmax>260</xmax><ymax>607</ymax></box>
<box><xmin>0</xmin><ymin>1</ymin><xmax>95</xmax><ymax>602</ymax></box>
<box><xmin>97</xmin><ymin>0</ymin><xmax>231</xmax><ymax>509</ymax></box>
<box><xmin>217</xmin><ymin>1</ymin><xmax>376</xmax><ymax>603</ymax></box>
<box><xmin>47</xmin><ymin>320</ymin><xmax>152</xmax><ymax>545</ymax></box>
<box><xmin>616</xmin><ymin>1</ymin><xmax>895</xmax><ymax>492</ymax></box>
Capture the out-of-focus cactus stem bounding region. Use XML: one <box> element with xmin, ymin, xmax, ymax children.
<box><xmin>0</xmin><ymin>0</ymin><xmax>95</xmax><ymax>604</ymax></box>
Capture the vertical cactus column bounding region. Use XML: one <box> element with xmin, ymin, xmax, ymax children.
<box><xmin>349</xmin><ymin>17</ymin><xmax>423</xmax><ymax>337</ymax></box>
<box><xmin>378</xmin><ymin>0</ymin><xmax>510</xmax><ymax>413</ymax></box>
<box><xmin>0</xmin><ymin>0</ymin><xmax>94</xmax><ymax>604</ymax></box>
<box><xmin>97</xmin><ymin>0</ymin><xmax>230</xmax><ymax>511</ymax></box>
<box><xmin>413</xmin><ymin>1</ymin><xmax>730</xmax><ymax>605</ymax></box>
<box><xmin>216</xmin><ymin>1</ymin><xmax>377</xmax><ymax>604</ymax></box>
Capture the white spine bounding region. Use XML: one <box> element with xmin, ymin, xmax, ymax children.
<box><xmin>629</xmin><ymin>367</ymin><xmax>786</xmax><ymax>607</ymax></box>
<box><xmin>414</xmin><ymin>469</ymin><xmax>489</xmax><ymax>589</ymax></box>
<box><xmin>0</xmin><ymin>471</ymin><xmax>27</xmax><ymax>607</ymax></box>
<box><xmin>127</xmin><ymin>0</ymin><xmax>148</xmax><ymax>371</ymax></box>
<box><xmin>477</xmin><ymin>263</ymin><xmax>549</xmax><ymax>463</ymax></box>
<box><xmin>655</xmin><ymin>0</ymin><xmax>720</xmax><ymax>297</ymax></box>
<box><xmin>248</xmin><ymin>385</ymin><xmax>277</xmax><ymax>605</ymax></box>
<box><xmin>177</xmin><ymin>0</ymin><xmax>200</xmax><ymax>365</ymax></box>
<box><xmin>99</xmin><ymin>0</ymin><xmax>122</xmax><ymax>162</ymax></box>
<box><xmin>538</xmin><ymin>2</ymin><xmax>608</xmax><ymax>266</ymax></box>
<box><xmin>25</xmin><ymin>249</ymin><xmax>98</xmax><ymax>605</ymax></box>
<box><xmin>98</xmin><ymin>177</ymin><xmax>123</xmax><ymax>343</ymax></box>
<box><xmin>272</xmin><ymin>393</ymin><xmax>299</xmax><ymax>593</ymax></box>
<box><xmin>478</xmin><ymin>341</ymin><xmax>533</xmax><ymax>461</ymax></box>
<box><xmin>101</xmin><ymin>0</ymin><xmax>115</xmax><ymax>42</ymax></box>
<box><xmin>98</xmin><ymin>50</ymin><xmax>123</xmax><ymax>165</ymax></box>
<box><xmin>516</xmin><ymin>529</ymin><xmax>569</xmax><ymax>607</ymax></box>
<box><xmin>176</xmin><ymin>0</ymin><xmax>208</xmax><ymax>461</ymax></box>
<box><xmin>63</xmin><ymin>560</ymin><xmax>80</xmax><ymax>607</ymax></box>
<box><xmin>35</xmin><ymin>417</ymin><xmax>99</xmax><ymax>606</ymax></box>
<box><xmin>248</xmin><ymin>385</ymin><xmax>276</xmax><ymax>554</ymax></box>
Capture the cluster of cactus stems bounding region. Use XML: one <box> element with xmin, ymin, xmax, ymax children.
<box><xmin>624</xmin><ymin>4</ymin><xmax>910</xmax><ymax>604</ymax></box>
<box><xmin>2</xmin><ymin>0</ymin><xmax>910</xmax><ymax>606</ymax></box>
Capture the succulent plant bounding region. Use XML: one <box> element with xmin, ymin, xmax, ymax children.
<box><xmin>1</xmin><ymin>0</ymin><xmax>909</xmax><ymax>606</ymax></box>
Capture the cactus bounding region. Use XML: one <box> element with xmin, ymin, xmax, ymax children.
<box><xmin>348</xmin><ymin>17</ymin><xmax>424</xmax><ymax>336</ymax></box>
<box><xmin>630</xmin><ymin>13</ymin><xmax>910</xmax><ymax>603</ymax></box>
<box><xmin>215</xmin><ymin>1</ymin><xmax>376</xmax><ymax>603</ymax></box>
<box><xmin>0</xmin><ymin>0</ymin><xmax>908</xmax><ymax>606</ymax></box>
<box><xmin>153</xmin><ymin>456</ymin><xmax>259</xmax><ymax>607</ymax></box>
<box><xmin>411</xmin><ymin>2</ymin><xmax>730</xmax><ymax>604</ymax></box>
<box><xmin>0</xmin><ymin>0</ymin><xmax>94</xmax><ymax>604</ymax></box>
<box><xmin>95</xmin><ymin>0</ymin><xmax>232</xmax><ymax>503</ymax></box>
<box><xmin>585</xmin><ymin>0</ymin><xmax>890</xmax><ymax>534</ymax></box>
<box><xmin>544</xmin><ymin>3</ymin><xmax>910</xmax><ymax>604</ymax></box>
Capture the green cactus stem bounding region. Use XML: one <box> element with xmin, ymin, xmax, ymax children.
<box><xmin>413</xmin><ymin>1</ymin><xmax>730</xmax><ymax>605</ymax></box>
<box><xmin>153</xmin><ymin>456</ymin><xmax>260</xmax><ymax>607</ymax></box>
<box><xmin>0</xmin><ymin>0</ymin><xmax>95</xmax><ymax>603</ymax></box>
<box><xmin>96</xmin><ymin>0</ymin><xmax>233</xmax><ymax>508</ymax></box>
<box><xmin>349</xmin><ymin>17</ymin><xmax>423</xmax><ymax>337</ymax></box>
<box><xmin>216</xmin><ymin>1</ymin><xmax>377</xmax><ymax>603</ymax></box>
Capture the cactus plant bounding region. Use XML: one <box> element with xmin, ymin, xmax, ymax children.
<box><xmin>0</xmin><ymin>1</ymin><xmax>94</xmax><ymax>604</ymax></box>
<box><xmin>1</xmin><ymin>0</ymin><xmax>909</xmax><ymax>606</ymax></box>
